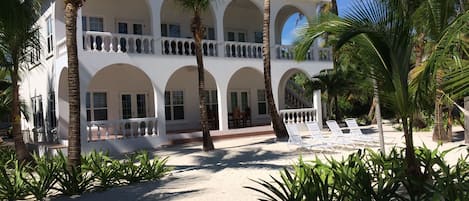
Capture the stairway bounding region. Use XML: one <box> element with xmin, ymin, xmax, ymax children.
<box><xmin>285</xmin><ymin>79</ymin><xmax>313</xmax><ymax>109</ymax></box>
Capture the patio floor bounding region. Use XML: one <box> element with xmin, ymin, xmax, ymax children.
<box><xmin>51</xmin><ymin>122</ymin><xmax>468</xmax><ymax>201</ymax></box>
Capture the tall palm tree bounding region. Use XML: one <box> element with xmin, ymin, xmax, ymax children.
<box><xmin>263</xmin><ymin>0</ymin><xmax>288</xmax><ymax>139</ymax></box>
<box><xmin>295</xmin><ymin>0</ymin><xmax>421</xmax><ymax>176</ymax></box>
<box><xmin>0</xmin><ymin>0</ymin><xmax>40</xmax><ymax>162</ymax></box>
<box><xmin>64</xmin><ymin>0</ymin><xmax>85</xmax><ymax>169</ymax></box>
<box><xmin>176</xmin><ymin>0</ymin><xmax>214</xmax><ymax>151</ymax></box>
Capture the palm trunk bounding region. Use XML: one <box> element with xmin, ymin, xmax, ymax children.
<box><xmin>192</xmin><ymin>12</ymin><xmax>214</xmax><ymax>151</ymax></box>
<box><xmin>402</xmin><ymin>116</ymin><xmax>420</xmax><ymax>177</ymax></box>
<box><xmin>433</xmin><ymin>69</ymin><xmax>448</xmax><ymax>141</ymax></box>
<box><xmin>373</xmin><ymin>79</ymin><xmax>385</xmax><ymax>154</ymax></box>
<box><xmin>10</xmin><ymin>61</ymin><xmax>30</xmax><ymax>162</ymax></box>
<box><xmin>65</xmin><ymin>1</ymin><xmax>81</xmax><ymax>170</ymax></box>
<box><xmin>263</xmin><ymin>0</ymin><xmax>288</xmax><ymax>139</ymax></box>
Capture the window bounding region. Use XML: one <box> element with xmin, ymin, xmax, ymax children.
<box><xmin>89</xmin><ymin>17</ymin><xmax>104</xmax><ymax>32</ymax></box>
<box><xmin>227</xmin><ymin>32</ymin><xmax>235</xmax><ymax>41</ymax></box>
<box><xmin>48</xmin><ymin>92</ymin><xmax>57</xmax><ymax>128</ymax></box>
<box><xmin>86</xmin><ymin>92</ymin><xmax>108</xmax><ymax>121</ymax></box>
<box><xmin>31</xmin><ymin>96</ymin><xmax>44</xmax><ymax>128</ymax></box>
<box><xmin>227</xmin><ymin>31</ymin><xmax>246</xmax><ymax>42</ymax></box>
<box><xmin>165</xmin><ymin>91</ymin><xmax>184</xmax><ymax>120</ymax></box>
<box><xmin>161</xmin><ymin>24</ymin><xmax>181</xmax><ymax>37</ymax></box>
<box><xmin>204</xmin><ymin>90</ymin><xmax>218</xmax><ymax>115</ymax></box>
<box><xmin>204</xmin><ymin>27</ymin><xmax>215</xmax><ymax>40</ymax></box>
<box><xmin>46</xmin><ymin>16</ymin><xmax>54</xmax><ymax>54</ymax></box>
<box><xmin>257</xmin><ymin>89</ymin><xmax>267</xmax><ymax>115</ymax></box>
<box><xmin>238</xmin><ymin>32</ymin><xmax>246</xmax><ymax>42</ymax></box>
<box><xmin>133</xmin><ymin>24</ymin><xmax>143</xmax><ymax>35</ymax></box>
<box><xmin>254</xmin><ymin>31</ymin><xmax>263</xmax><ymax>43</ymax></box>
<box><xmin>82</xmin><ymin>16</ymin><xmax>87</xmax><ymax>31</ymax></box>
<box><xmin>118</xmin><ymin>22</ymin><xmax>128</xmax><ymax>34</ymax></box>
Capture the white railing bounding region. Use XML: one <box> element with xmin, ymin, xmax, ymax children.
<box><xmin>275</xmin><ymin>45</ymin><xmax>333</xmax><ymax>61</ymax></box>
<box><xmin>225</xmin><ymin>41</ymin><xmax>263</xmax><ymax>59</ymax></box>
<box><xmin>280</xmin><ymin>108</ymin><xmax>316</xmax><ymax>124</ymax></box>
<box><xmin>83</xmin><ymin>31</ymin><xmax>154</xmax><ymax>54</ymax></box>
<box><xmin>87</xmin><ymin>117</ymin><xmax>158</xmax><ymax>141</ymax></box>
<box><xmin>161</xmin><ymin>37</ymin><xmax>218</xmax><ymax>57</ymax></box>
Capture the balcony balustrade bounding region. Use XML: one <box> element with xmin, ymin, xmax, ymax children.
<box><xmin>81</xmin><ymin>33</ymin><xmax>332</xmax><ymax>61</ymax></box>
<box><xmin>87</xmin><ymin>117</ymin><xmax>158</xmax><ymax>141</ymax></box>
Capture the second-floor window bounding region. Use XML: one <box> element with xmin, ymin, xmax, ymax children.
<box><xmin>48</xmin><ymin>92</ymin><xmax>57</xmax><ymax>129</ymax></box>
<box><xmin>254</xmin><ymin>31</ymin><xmax>263</xmax><ymax>43</ymax></box>
<box><xmin>82</xmin><ymin>16</ymin><xmax>104</xmax><ymax>32</ymax></box>
<box><xmin>204</xmin><ymin>27</ymin><xmax>215</xmax><ymax>40</ymax></box>
<box><xmin>46</xmin><ymin>16</ymin><xmax>53</xmax><ymax>54</ymax></box>
<box><xmin>161</xmin><ymin>24</ymin><xmax>180</xmax><ymax>37</ymax></box>
<box><xmin>227</xmin><ymin>31</ymin><xmax>246</xmax><ymax>42</ymax></box>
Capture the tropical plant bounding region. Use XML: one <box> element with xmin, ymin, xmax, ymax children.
<box><xmin>295</xmin><ymin>0</ymin><xmax>423</xmax><ymax>176</ymax></box>
<box><xmin>0</xmin><ymin>159</ymin><xmax>29</xmax><ymax>201</ymax></box>
<box><xmin>24</xmin><ymin>154</ymin><xmax>59</xmax><ymax>200</ymax></box>
<box><xmin>0</xmin><ymin>0</ymin><xmax>41</xmax><ymax>162</ymax></box>
<box><xmin>64</xmin><ymin>0</ymin><xmax>85</xmax><ymax>170</ymax></box>
<box><xmin>262</xmin><ymin>0</ymin><xmax>288</xmax><ymax>139</ymax></box>
<box><xmin>176</xmin><ymin>0</ymin><xmax>214</xmax><ymax>151</ymax></box>
<box><xmin>116</xmin><ymin>152</ymin><xmax>146</xmax><ymax>184</ymax></box>
<box><xmin>53</xmin><ymin>152</ymin><xmax>94</xmax><ymax>195</ymax></box>
<box><xmin>82</xmin><ymin>151</ymin><xmax>120</xmax><ymax>190</ymax></box>
<box><xmin>136</xmin><ymin>151</ymin><xmax>171</xmax><ymax>181</ymax></box>
<box><xmin>247</xmin><ymin>146</ymin><xmax>469</xmax><ymax>201</ymax></box>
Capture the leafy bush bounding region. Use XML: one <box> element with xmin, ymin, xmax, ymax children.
<box><xmin>0</xmin><ymin>159</ymin><xmax>28</xmax><ymax>201</ymax></box>
<box><xmin>247</xmin><ymin>146</ymin><xmax>469</xmax><ymax>201</ymax></box>
<box><xmin>24</xmin><ymin>154</ymin><xmax>58</xmax><ymax>200</ymax></box>
<box><xmin>0</xmin><ymin>147</ymin><xmax>15</xmax><ymax>165</ymax></box>
<box><xmin>53</xmin><ymin>152</ymin><xmax>94</xmax><ymax>195</ymax></box>
<box><xmin>83</xmin><ymin>151</ymin><xmax>121</xmax><ymax>190</ymax></box>
<box><xmin>136</xmin><ymin>151</ymin><xmax>171</xmax><ymax>181</ymax></box>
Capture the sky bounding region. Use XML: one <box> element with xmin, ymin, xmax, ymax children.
<box><xmin>281</xmin><ymin>0</ymin><xmax>351</xmax><ymax>45</ymax></box>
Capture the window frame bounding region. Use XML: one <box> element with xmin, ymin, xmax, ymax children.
<box><xmin>46</xmin><ymin>16</ymin><xmax>54</xmax><ymax>55</ymax></box>
<box><xmin>165</xmin><ymin>90</ymin><xmax>185</xmax><ymax>121</ymax></box>
<box><xmin>257</xmin><ymin>89</ymin><xmax>268</xmax><ymax>115</ymax></box>
<box><xmin>86</xmin><ymin>91</ymin><xmax>108</xmax><ymax>121</ymax></box>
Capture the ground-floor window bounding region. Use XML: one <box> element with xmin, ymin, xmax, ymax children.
<box><xmin>86</xmin><ymin>92</ymin><xmax>108</xmax><ymax>121</ymax></box>
<box><xmin>31</xmin><ymin>95</ymin><xmax>44</xmax><ymax>128</ymax></box>
<box><xmin>257</xmin><ymin>89</ymin><xmax>268</xmax><ymax>115</ymax></box>
<box><xmin>204</xmin><ymin>90</ymin><xmax>218</xmax><ymax>116</ymax></box>
<box><xmin>48</xmin><ymin>92</ymin><xmax>57</xmax><ymax>128</ymax></box>
<box><xmin>165</xmin><ymin>90</ymin><xmax>184</xmax><ymax>121</ymax></box>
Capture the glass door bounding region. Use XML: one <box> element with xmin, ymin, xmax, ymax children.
<box><xmin>121</xmin><ymin>93</ymin><xmax>148</xmax><ymax>119</ymax></box>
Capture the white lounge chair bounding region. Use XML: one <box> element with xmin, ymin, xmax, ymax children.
<box><xmin>304</xmin><ymin>122</ymin><xmax>335</xmax><ymax>151</ymax></box>
<box><xmin>344</xmin><ymin>118</ymin><xmax>379</xmax><ymax>144</ymax></box>
<box><xmin>325</xmin><ymin>120</ymin><xmax>356</xmax><ymax>148</ymax></box>
<box><xmin>286</xmin><ymin>123</ymin><xmax>331</xmax><ymax>152</ymax></box>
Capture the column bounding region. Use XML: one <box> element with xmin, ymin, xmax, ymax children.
<box><xmin>155</xmin><ymin>87</ymin><xmax>166</xmax><ymax>136</ymax></box>
<box><xmin>217</xmin><ymin>83</ymin><xmax>229</xmax><ymax>131</ymax></box>
<box><xmin>148</xmin><ymin>0</ymin><xmax>163</xmax><ymax>55</ymax></box>
<box><xmin>215</xmin><ymin>8</ymin><xmax>225</xmax><ymax>57</ymax></box>
<box><xmin>313</xmin><ymin>90</ymin><xmax>323</xmax><ymax>129</ymax></box>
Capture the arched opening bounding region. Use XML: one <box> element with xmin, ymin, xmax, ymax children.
<box><xmin>223</xmin><ymin>0</ymin><xmax>263</xmax><ymax>58</ymax></box>
<box><xmin>227</xmin><ymin>67</ymin><xmax>268</xmax><ymax>128</ymax></box>
<box><xmin>81</xmin><ymin>0</ymin><xmax>152</xmax><ymax>53</ymax></box>
<box><xmin>160</xmin><ymin>0</ymin><xmax>217</xmax><ymax>56</ymax></box>
<box><xmin>57</xmin><ymin>68</ymin><xmax>69</xmax><ymax>141</ymax></box>
<box><xmin>88</xmin><ymin>64</ymin><xmax>155</xmax><ymax>122</ymax></box>
<box><xmin>278</xmin><ymin>69</ymin><xmax>313</xmax><ymax>110</ymax></box>
<box><xmin>274</xmin><ymin>5</ymin><xmax>307</xmax><ymax>60</ymax></box>
<box><xmin>165</xmin><ymin>66</ymin><xmax>218</xmax><ymax>133</ymax></box>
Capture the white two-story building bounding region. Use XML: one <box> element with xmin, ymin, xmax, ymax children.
<box><xmin>20</xmin><ymin>0</ymin><xmax>332</xmax><ymax>153</ymax></box>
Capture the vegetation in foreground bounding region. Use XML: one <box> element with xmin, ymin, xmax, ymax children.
<box><xmin>0</xmin><ymin>148</ymin><xmax>171</xmax><ymax>201</ymax></box>
<box><xmin>247</xmin><ymin>146</ymin><xmax>469</xmax><ymax>201</ymax></box>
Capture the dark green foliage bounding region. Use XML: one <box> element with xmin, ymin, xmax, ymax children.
<box><xmin>247</xmin><ymin>146</ymin><xmax>469</xmax><ymax>201</ymax></box>
<box><xmin>0</xmin><ymin>159</ymin><xmax>28</xmax><ymax>201</ymax></box>
<box><xmin>83</xmin><ymin>151</ymin><xmax>121</xmax><ymax>190</ymax></box>
<box><xmin>24</xmin><ymin>154</ymin><xmax>59</xmax><ymax>200</ymax></box>
<box><xmin>116</xmin><ymin>151</ymin><xmax>171</xmax><ymax>184</ymax></box>
<box><xmin>53</xmin><ymin>152</ymin><xmax>94</xmax><ymax>195</ymax></box>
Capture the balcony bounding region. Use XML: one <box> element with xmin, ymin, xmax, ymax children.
<box><xmin>82</xmin><ymin>32</ymin><xmax>332</xmax><ymax>61</ymax></box>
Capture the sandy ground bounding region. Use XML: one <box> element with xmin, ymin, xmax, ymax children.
<box><xmin>51</xmin><ymin>122</ymin><xmax>468</xmax><ymax>201</ymax></box>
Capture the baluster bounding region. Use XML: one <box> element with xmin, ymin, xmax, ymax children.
<box><xmin>152</xmin><ymin>120</ymin><xmax>157</xmax><ymax>135</ymax></box>
<box><xmin>88</xmin><ymin>124</ymin><xmax>92</xmax><ymax>141</ymax></box>
<box><xmin>117</xmin><ymin>37</ymin><xmax>122</xmax><ymax>53</ymax></box>
<box><xmin>105</xmin><ymin>126</ymin><xmax>109</xmax><ymax>139</ymax></box>
<box><xmin>145</xmin><ymin>120</ymin><xmax>149</xmax><ymax>136</ymax></box>
<box><xmin>97</xmin><ymin>125</ymin><xmax>101</xmax><ymax>140</ymax></box>
<box><xmin>130</xmin><ymin>122</ymin><xmax>135</xmax><ymax>137</ymax></box>
<box><xmin>92</xmin><ymin>36</ymin><xmax>97</xmax><ymax>51</ymax></box>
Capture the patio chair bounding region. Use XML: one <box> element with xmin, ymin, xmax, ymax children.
<box><xmin>325</xmin><ymin>120</ymin><xmax>357</xmax><ymax>147</ymax></box>
<box><xmin>305</xmin><ymin>122</ymin><xmax>336</xmax><ymax>150</ymax></box>
<box><xmin>344</xmin><ymin>118</ymin><xmax>379</xmax><ymax>144</ymax></box>
<box><xmin>286</xmin><ymin>123</ymin><xmax>331</xmax><ymax>152</ymax></box>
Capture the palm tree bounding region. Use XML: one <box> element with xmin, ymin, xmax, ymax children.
<box><xmin>262</xmin><ymin>0</ymin><xmax>288</xmax><ymax>139</ymax></box>
<box><xmin>0</xmin><ymin>0</ymin><xmax>40</xmax><ymax>162</ymax></box>
<box><xmin>64</xmin><ymin>0</ymin><xmax>85</xmax><ymax>169</ymax></box>
<box><xmin>176</xmin><ymin>0</ymin><xmax>214</xmax><ymax>151</ymax></box>
<box><xmin>295</xmin><ymin>0</ymin><xmax>421</xmax><ymax>176</ymax></box>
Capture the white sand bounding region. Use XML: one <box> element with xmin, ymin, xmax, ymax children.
<box><xmin>52</xmin><ymin>123</ymin><xmax>468</xmax><ymax>201</ymax></box>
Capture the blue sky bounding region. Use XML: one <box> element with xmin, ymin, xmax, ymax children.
<box><xmin>281</xmin><ymin>0</ymin><xmax>351</xmax><ymax>45</ymax></box>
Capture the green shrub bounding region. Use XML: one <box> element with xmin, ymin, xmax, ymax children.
<box><xmin>0</xmin><ymin>159</ymin><xmax>29</xmax><ymax>201</ymax></box>
<box><xmin>53</xmin><ymin>152</ymin><xmax>94</xmax><ymax>195</ymax></box>
<box><xmin>247</xmin><ymin>146</ymin><xmax>469</xmax><ymax>201</ymax></box>
<box><xmin>0</xmin><ymin>147</ymin><xmax>15</xmax><ymax>165</ymax></box>
<box><xmin>136</xmin><ymin>151</ymin><xmax>171</xmax><ymax>181</ymax></box>
<box><xmin>24</xmin><ymin>154</ymin><xmax>58</xmax><ymax>200</ymax></box>
<box><xmin>83</xmin><ymin>151</ymin><xmax>121</xmax><ymax>190</ymax></box>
